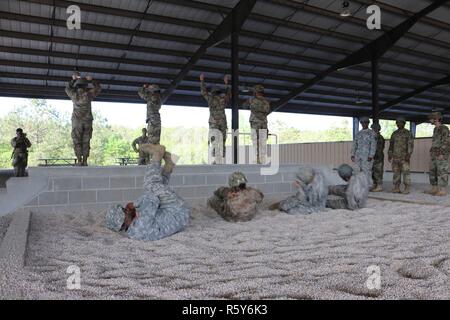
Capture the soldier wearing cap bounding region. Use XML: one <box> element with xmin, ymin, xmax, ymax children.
<box><xmin>370</xmin><ymin>122</ymin><xmax>385</xmax><ymax>192</ymax></box>
<box><xmin>200</xmin><ymin>73</ymin><xmax>231</xmax><ymax>164</ymax></box>
<box><xmin>131</xmin><ymin>128</ymin><xmax>151</xmax><ymax>165</ymax></box>
<box><xmin>388</xmin><ymin>116</ymin><xmax>414</xmax><ymax>194</ymax></box>
<box><xmin>65</xmin><ymin>72</ymin><xmax>102</xmax><ymax>166</ymax></box>
<box><xmin>425</xmin><ymin>112</ymin><xmax>449</xmax><ymax>196</ymax></box>
<box><xmin>327</xmin><ymin>164</ymin><xmax>369</xmax><ymax>210</ymax></box>
<box><xmin>351</xmin><ymin>117</ymin><xmax>377</xmax><ymax>185</ymax></box>
<box><xmin>208</xmin><ymin>171</ymin><xmax>264</xmax><ymax>222</ymax></box>
<box><xmin>243</xmin><ymin>84</ymin><xmax>271</xmax><ymax>164</ymax></box>
<box><xmin>138</xmin><ymin>83</ymin><xmax>162</xmax><ymax>144</ymax></box>
<box><xmin>10</xmin><ymin>128</ymin><xmax>32</xmax><ymax>177</ymax></box>
<box><xmin>269</xmin><ymin>167</ymin><xmax>328</xmax><ymax>214</ymax></box>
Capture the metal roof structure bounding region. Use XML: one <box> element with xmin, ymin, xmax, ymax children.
<box><xmin>0</xmin><ymin>0</ymin><xmax>450</xmax><ymax>122</ymax></box>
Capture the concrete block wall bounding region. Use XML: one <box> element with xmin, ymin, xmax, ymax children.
<box><xmin>22</xmin><ymin>164</ymin><xmax>313</xmax><ymax>213</ymax></box>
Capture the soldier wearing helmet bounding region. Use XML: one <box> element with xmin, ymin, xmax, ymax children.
<box><xmin>370</xmin><ymin>122</ymin><xmax>385</xmax><ymax>192</ymax></box>
<box><xmin>243</xmin><ymin>84</ymin><xmax>271</xmax><ymax>164</ymax></box>
<box><xmin>425</xmin><ymin>111</ymin><xmax>449</xmax><ymax>196</ymax></box>
<box><xmin>351</xmin><ymin>117</ymin><xmax>377</xmax><ymax>185</ymax></box>
<box><xmin>199</xmin><ymin>73</ymin><xmax>231</xmax><ymax>164</ymax></box>
<box><xmin>388</xmin><ymin>116</ymin><xmax>414</xmax><ymax>194</ymax></box>
<box><xmin>269</xmin><ymin>167</ymin><xmax>328</xmax><ymax>214</ymax></box>
<box><xmin>326</xmin><ymin>164</ymin><xmax>369</xmax><ymax>210</ymax></box>
<box><xmin>138</xmin><ymin>83</ymin><xmax>162</xmax><ymax>144</ymax></box>
<box><xmin>208</xmin><ymin>171</ymin><xmax>264</xmax><ymax>222</ymax></box>
<box><xmin>65</xmin><ymin>72</ymin><xmax>102</xmax><ymax>166</ymax></box>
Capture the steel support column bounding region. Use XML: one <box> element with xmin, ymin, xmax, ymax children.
<box><xmin>372</xmin><ymin>59</ymin><xmax>380</xmax><ymax>124</ymax></box>
<box><xmin>231</xmin><ymin>13</ymin><xmax>240</xmax><ymax>165</ymax></box>
<box><xmin>353</xmin><ymin>117</ymin><xmax>360</xmax><ymax>140</ymax></box>
<box><xmin>410</xmin><ymin>122</ymin><xmax>417</xmax><ymax>138</ymax></box>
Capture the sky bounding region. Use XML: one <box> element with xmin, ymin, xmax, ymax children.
<box><xmin>0</xmin><ymin>97</ymin><xmax>353</xmax><ymax>131</ymax></box>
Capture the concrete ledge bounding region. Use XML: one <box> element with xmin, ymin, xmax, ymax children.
<box><xmin>0</xmin><ymin>210</ymin><xmax>31</xmax><ymax>270</ymax></box>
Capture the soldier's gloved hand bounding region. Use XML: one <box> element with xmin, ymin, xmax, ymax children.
<box><xmin>351</xmin><ymin>156</ymin><xmax>355</xmax><ymax>162</ymax></box>
<box><xmin>199</xmin><ymin>73</ymin><xmax>205</xmax><ymax>81</ymax></box>
<box><xmin>86</xmin><ymin>75</ymin><xmax>93</xmax><ymax>81</ymax></box>
<box><xmin>145</xmin><ymin>118</ymin><xmax>150</xmax><ymax>124</ymax></box>
<box><xmin>438</xmin><ymin>154</ymin><xmax>444</xmax><ymax>161</ymax></box>
<box><xmin>405</xmin><ymin>154</ymin><xmax>411</xmax><ymax>162</ymax></box>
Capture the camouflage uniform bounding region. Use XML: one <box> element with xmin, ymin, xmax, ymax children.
<box><xmin>388</xmin><ymin>128</ymin><xmax>414</xmax><ymax>189</ymax></box>
<box><xmin>208</xmin><ymin>172</ymin><xmax>264</xmax><ymax>222</ymax></box>
<box><xmin>279</xmin><ymin>168</ymin><xmax>328</xmax><ymax>215</ymax></box>
<box><xmin>246</xmin><ymin>86</ymin><xmax>271</xmax><ymax>164</ymax></box>
<box><xmin>200</xmin><ymin>80</ymin><xmax>230</xmax><ymax>164</ymax></box>
<box><xmin>132</xmin><ymin>135</ymin><xmax>150</xmax><ymax>165</ymax></box>
<box><xmin>429</xmin><ymin>125</ymin><xmax>450</xmax><ymax>188</ymax></box>
<box><xmin>138</xmin><ymin>86</ymin><xmax>162</xmax><ymax>144</ymax></box>
<box><xmin>351</xmin><ymin>128</ymin><xmax>376</xmax><ymax>185</ymax></box>
<box><xmin>65</xmin><ymin>79</ymin><xmax>101</xmax><ymax>162</ymax></box>
<box><xmin>327</xmin><ymin>171</ymin><xmax>369</xmax><ymax>210</ymax></box>
<box><xmin>372</xmin><ymin>131</ymin><xmax>385</xmax><ymax>187</ymax></box>
<box><xmin>10</xmin><ymin>134</ymin><xmax>32</xmax><ymax>177</ymax></box>
<box><xmin>106</xmin><ymin>159</ymin><xmax>190</xmax><ymax>241</ymax></box>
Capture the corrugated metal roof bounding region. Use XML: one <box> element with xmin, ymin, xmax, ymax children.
<box><xmin>0</xmin><ymin>0</ymin><xmax>449</xmax><ymax>121</ymax></box>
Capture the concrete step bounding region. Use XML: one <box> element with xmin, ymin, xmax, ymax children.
<box><xmin>0</xmin><ymin>175</ymin><xmax>48</xmax><ymax>217</ymax></box>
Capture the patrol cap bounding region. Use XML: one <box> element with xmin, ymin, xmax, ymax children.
<box><xmin>428</xmin><ymin>112</ymin><xmax>442</xmax><ymax>120</ymax></box>
<box><xmin>73</xmin><ymin>71</ymin><xmax>81</xmax><ymax>78</ymax></box>
<box><xmin>211</xmin><ymin>86</ymin><xmax>222</xmax><ymax>95</ymax></box>
<box><xmin>106</xmin><ymin>204</ymin><xmax>125</xmax><ymax>232</ymax></box>
<box><xmin>228</xmin><ymin>171</ymin><xmax>248</xmax><ymax>188</ymax></box>
<box><xmin>253</xmin><ymin>84</ymin><xmax>264</xmax><ymax>93</ymax></box>
<box><xmin>147</xmin><ymin>84</ymin><xmax>160</xmax><ymax>93</ymax></box>
<box><xmin>74</xmin><ymin>78</ymin><xmax>89</xmax><ymax>89</ymax></box>
<box><xmin>296</xmin><ymin>167</ymin><xmax>314</xmax><ymax>184</ymax></box>
<box><xmin>337</xmin><ymin>164</ymin><xmax>353</xmax><ymax>180</ymax></box>
<box><xmin>371</xmin><ymin>123</ymin><xmax>381</xmax><ymax>131</ymax></box>
<box><xmin>359</xmin><ymin>116</ymin><xmax>370</xmax><ymax>124</ymax></box>
<box><xmin>396</xmin><ymin>116</ymin><xmax>406</xmax><ymax>124</ymax></box>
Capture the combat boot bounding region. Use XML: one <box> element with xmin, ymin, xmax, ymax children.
<box><xmin>163</xmin><ymin>152</ymin><xmax>175</xmax><ymax>173</ymax></box>
<box><xmin>401</xmin><ymin>185</ymin><xmax>410</xmax><ymax>194</ymax></box>
<box><xmin>424</xmin><ymin>186</ymin><xmax>438</xmax><ymax>195</ymax></box>
<box><xmin>392</xmin><ymin>184</ymin><xmax>401</xmax><ymax>193</ymax></box>
<box><xmin>435</xmin><ymin>187</ymin><xmax>448</xmax><ymax>197</ymax></box>
<box><xmin>372</xmin><ymin>185</ymin><xmax>383</xmax><ymax>192</ymax></box>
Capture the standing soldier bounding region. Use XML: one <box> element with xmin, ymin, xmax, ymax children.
<box><xmin>138</xmin><ymin>84</ymin><xmax>162</xmax><ymax>144</ymax></box>
<box><xmin>200</xmin><ymin>73</ymin><xmax>230</xmax><ymax>164</ymax></box>
<box><xmin>245</xmin><ymin>84</ymin><xmax>271</xmax><ymax>164</ymax></box>
<box><xmin>351</xmin><ymin>117</ymin><xmax>377</xmax><ymax>185</ymax></box>
<box><xmin>371</xmin><ymin>123</ymin><xmax>385</xmax><ymax>192</ymax></box>
<box><xmin>425</xmin><ymin>112</ymin><xmax>449</xmax><ymax>196</ymax></box>
<box><xmin>10</xmin><ymin>128</ymin><xmax>32</xmax><ymax>177</ymax></box>
<box><xmin>65</xmin><ymin>72</ymin><xmax>101</xmax><ymax>166</ymax></box>
<box><xmin>132</xmin><ymin>128</ymin><xmax>150</xmax><ymax>165</ymax></box>
<box><xmin>388</xmin><ymin>117</ymin><xmax>414</xmax><ymax>194</ymax></box>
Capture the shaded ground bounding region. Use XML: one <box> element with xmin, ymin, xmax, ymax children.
<box><xmin>0</xmin><ymin>214</ymin><xmax>12</xmax><ymax>244</ymax></box>
<box><xmin>10</xmin><ymin>186</ymin><xmax>447</xmax><ymax>300</ymax></box>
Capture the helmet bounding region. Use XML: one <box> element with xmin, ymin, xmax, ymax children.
<box><xmin>337</xmin><ymin>164</ymin><xmax>353</xmax><ymax>180</ymax></box>
<box><xmin>253</xmin><ymin>84</ymin><xmax>264</xmax><ymax>93</ymax></box>
<box><xmin>106</xmin><ymin>204</ymin><xmax>125</xmax><ymax>232</ymax></box>
<box><xmin>296</xmin><ymin>167</ymin><xmax>314</xmax><ymax>184</ymax></box>
<box><xmin>359</xmin><ymin>116</ymin><xmax>370</xmax><ymax>124</ymax></box>
<box><xmin>147</xmin><ymin>84</ymin><xmax>160</xmax><ymax>93</ymax></box>
<box><xmin>228</xmin><ymin>171</ymin><xmax>248</xmax><ymax>188</ymax></box>
<box><xmin>428</xmin><ymin>112</ymin><xmax>442</xmax><ymax>120</ymax></box>
<box><xmin>396</xmin><ymin>116</ymin><xmax>406</xmax><ymax>124</ymax></box>
<box><xmin>371</xmin><ymin>123</ymin><xmax>381</xmax><ymax>131</ymax></box>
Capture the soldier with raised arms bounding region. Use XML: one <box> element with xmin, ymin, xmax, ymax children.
<box><xmin>138</xmin><ymin>84</ymin><xmax>162</xmax><ymax>145</ymax></box>
<box><xmin>65</xmin><ymin>72</ymin><xmax>101</xmax><ymax>166</ymax></box>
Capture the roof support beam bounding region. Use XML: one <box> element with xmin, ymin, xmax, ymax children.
<box><xmin>271</xmin><ymin>0</ymin><xmax>448</xmax><ymax>112</ymax></box>
<box><xmin>372</xmin><ymin>59</ymin><xmax>380</xmax><ymax>123</ymax></box>
<box><xmin>380</xmin><ymin>75</ymin><xmax>450</xmax><ymax>114</ymax></box>
<box><xmin>161</xmin><ymin>0</ymin><xmax>256</xmax><ymax>103</ymax></box>
<box><xmin>231</xmin><ymin>12</ymin><xmax>240</xmax><ymax>165</ymax></box>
